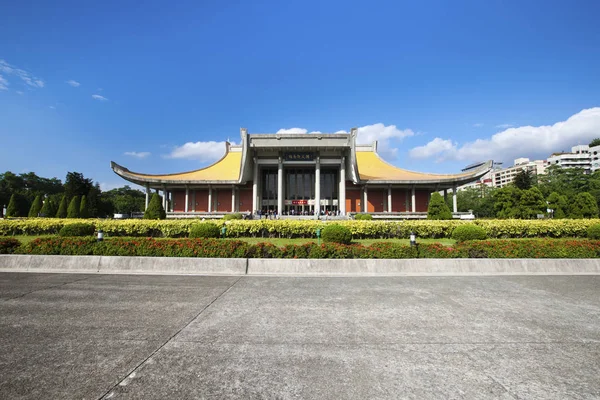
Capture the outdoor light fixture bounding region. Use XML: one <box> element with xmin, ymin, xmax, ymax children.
<box><xmin>316</xmin><ymin>228</ymin><xmax>322</xmax><ymax>245</ymax></box>
<box><xmin>97</xmin><ymin>229</ymin><xmax>104</xmax><ymax>242</ymax></box>
<box><xmin>410</xmin><ymin>231</ymin><xmax>416</xmax><ymax>247</ymax></box>
<box><xmin>221</xmin><ymin>226</ymin><xmax>227</xmax><ymax>238</ymax></box>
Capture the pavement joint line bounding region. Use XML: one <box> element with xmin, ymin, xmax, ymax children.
<box><xmin>2</xmin><ymin>274</ymin><xmax>97</xmax><ymax>301</ymax></box>
<box><xmin>169</xmin><ymin>340</ymin><xmax>599</xmax><ymax>346</ymax></box>
<box><xmin>96</xmin><ymin>276</ymin><xmax>243</xmax><ymax>400</ymax></box>
<box><xmin>484</xmin><ymin>372</ymin><xmax>520</xmax><ymax>400</ymax></box>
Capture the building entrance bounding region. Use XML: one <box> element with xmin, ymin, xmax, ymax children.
<box><xmin>260</xmin><ymin>167</ymin><xmax>339</xmax><ymax>215</ymax></box>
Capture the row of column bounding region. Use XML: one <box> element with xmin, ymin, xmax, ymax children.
<box><xmin>144</xmin><ymin>184</ymin><xmax>236</xmax><ymax>212</ymax></box>
<box><xmin>362</xmin><ymin>185</ymin><xmax>458</xmax><ymax>213</ymax></box>
<box><xmin>144</xmin><ymin>173</ymin><xmax>458</xmax><ymax>214</ymax></box>
<box><xmin>251</xmin><ymin>156</ymin><xmax>347</xmax><ymax>216</ymax></box>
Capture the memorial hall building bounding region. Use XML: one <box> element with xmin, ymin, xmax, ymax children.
<box><xmin>111</xmin><ymin>128</ymin><xmax>491</xmax><ymax>218</ymax></box>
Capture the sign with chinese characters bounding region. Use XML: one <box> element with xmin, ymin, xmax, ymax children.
<box><xmin>284</xmin><ymin>152</ymin><xmax>314</xmax><ymax>161</ymax></box>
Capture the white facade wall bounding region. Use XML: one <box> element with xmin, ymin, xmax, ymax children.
<box><xmin>547</xmin><ymin>145</ymin><xmax>592</xmax><ymax>173</ymax></box>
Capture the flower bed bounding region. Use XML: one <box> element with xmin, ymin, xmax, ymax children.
<box><xmin>12</xmin><ymin>237</ymin><xmax>600</xmax><ymax>259</ymax></box>
<box><xmin>2</xmin><ymin>218</ymin><xmax>600</xmax><ymax>239</ymax></box>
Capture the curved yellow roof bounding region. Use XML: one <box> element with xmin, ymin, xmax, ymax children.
<box><xmin>111</xmin><ymin>148</ymin><xmax>242</xmax><ymax>184</ymax></box>
<box><xmin>356</xmin><ymin>151</ymin><xmax>488</xmax><ymax>183</ymax></box>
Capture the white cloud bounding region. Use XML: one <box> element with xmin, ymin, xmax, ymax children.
<box><xmin>92</xmin><ymin>94</ymin><xmax>108</xmax><ymax>101</ymax></box>
<box><xmin>355</xmin><ymin>123</ymin><xmax>415</xmax><ymax>159</ymax></box>
<box><xmin>496</xmin><ymin>123</ymin><xmax>513</xmax><ymax>129</ymax></box>
<box><xmin>409</xmin><ymin>107</ymin><xmax>600</xmax><ymax>164</ymax></box>
<box><xmin>66</xmin><ymin>80</ymin><xmax>80</xmax><ymax>87</ymax></box>
<box><xmin>277</xmin><ymin>128</ymin><xmax>308</xmax><ymax>134</ymax></box>
<box><xmin>48</xmin><ymin>106</ymin><xmax>56</xmax><ymax>109</ymax></box>
<box><xmin>335</xmin><ymin>130</ymin><xmax>347</xmax><ymax>133</ymax></box>
<box><xmin>166</xmin><ymin>141</ymin><xmax>230</xmax><ymax>163</ymax></box>
<box><xmin>473</xmin><ymin>123</ymin><xmax>484</xmax><ymax>128</ymax></box>
<box><xmin>124</xmin><ymin>151</ymin><xmax>151</xmax><ymax>158</ymax></box>
<box><xmin>0</xmin><ymin>60</ymin><xmax>44</xmax><ymax>89</ymax></box>
<box><xmin>0</xmin><ymin>75</ymin><xmax>7</xmax><ymax>90</ymax></box>
<box><xmin>16</xmin><ymin>90</ymin><xmax>23</xmax><ymax>95</ymax></box>
<box><xmin>409</xmin><ymin>138</ymin><xmax>456</xmax><ymax>160</ymax></box>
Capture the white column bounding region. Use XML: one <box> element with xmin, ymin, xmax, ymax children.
<box><xmin>315</xmin><ymin>156</ymin><xmax>321</xmax><ymax>216</ymax></box>
<box><xmin>452</xmin><ymin>184</ymin><xmax>458</xmax><ymax>213</ymax></box>
<box><xmin>277</xmin><ymin>157</ymin><xmax>283</xmax><ymax>215</ymax></box>
<box><xmin>387</xmin><ymin>185</ymin><xmax>392</xmax><ymax>212</ymax></box>
<box><xmin>339</xmin><ymin>156</ymin><xmax>346</xmax><ymax>215</ymax></box>
<box><xmin>232</xmin><ymin>186</ymin><xmax>236</xmax><ymax>212</ymax></box>
<box><xmin>208</xmin><ymin>186</ymin><xmax>212</xmax><ymax>213</ymax></box>
<box><xmin>411</xmin><ymin>186</ymin><xmax>416</xmax><ymax>212</ymax></box>
<box><xmin>145</xmin><ymin>183</ymin><xmax>150</xmax><ymax>210</ymax></box>
<box><xmin>162</xmin><ymin>185</ymin><xmax>167</xmax><ymax>210</ymax></box>
<box><xmin>192</xmin><ymin>189</ymin><xmax>196</xmax><ymax>212</ymax></box>
<box><xmin>363</xmin><ymin>186</ymin><xmax>368</xmax><ymax>213</ymax></box>
<box><xmin>185</xmin><ymin>186</ymin><xmax>189</xmax><ymax>213</ymax></box>
<box><xmin>252</xmin><ymin>159</ymin><xmax>258</xmax><ymax>213</ymax></box>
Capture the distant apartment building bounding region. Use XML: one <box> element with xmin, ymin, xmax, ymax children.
<box><xmin>493</xmin><ymin>158</ymin><xmax>548</xmax><ymax>188</ymax></box>
<box><xmin>458</xmin><ymin>158</ymin><xmax>547</xmax><ymax>191</ymax></box>
<box><xmin>547</xmin><ymin>145</ymin><xmax>593</xmax><ymax>173</ymax></box>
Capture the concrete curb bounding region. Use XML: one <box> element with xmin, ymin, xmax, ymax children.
<box><xmin>0</xmin><ymin>255</ymin><xmax>246</xmax><ymax>275</ymax></box>
<box><xmin>2</xmin><ymin>255</ymin><xmax>600</xmax><ymax>276</ymax></box>
<box><xmin>247</xmin><ymin>258</ymin><xmax>600</xmax><ymax>276</ymax></box>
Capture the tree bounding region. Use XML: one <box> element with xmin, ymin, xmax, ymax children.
<box><xmin>513</xmin><ymin>169</ymin><xmax>534</xmax><ymax>190</ymax></box>
<box><xmin>143</xmin><ymin>193</ymin><xmax>166</xmax><ymax>219</ymax></box>
<box><xmin>28</xmin><ymin>195</ymin><xmax>43</xmax><ymax>217</ymax></box>
<box><xmin>103</xmin><ymin>185</ymin><xmax>146</xmax><ymax>214</ymax></box>
<box><xmin>493</xmin><ymin>186</ymin><xmax>521</xmax><ymax>218</ymax></box>
<box><xmin>56</xmin><ymin>195</ymin><xmax>68</xmax><ymax>218</ymax></box>
<box><xmin>64</xmin><ymin>172</ymin><xmax>94</xmax><ymax>199</ymax></box>
<box><xmin>40</xmin><ymin>197</ymin><xmax>57</xmax><ymax>218</ymax></box>
<box><xmin>427</xmin><ymin>192</ymin><xmax>452</xmax><ymax>220</ymax></box>
<box><xmin>515</xmin><ymin>187</ymin><xmax>547</xmax><ymax>219</ymax></box>
<box><xmin>6</xmin><ymin>194</ymin><xmax>22</xmax><ymax>217</ymax></box>
<box><xmin>589</xmin><ymin>138</ymin><xmax>600</xmax><ymax>147</ymax></box>
<box><xmin>79</xmin><ymin>195</ymin><xmax>90</xmax><ymax>218</ymax></box>
<box><xmin>67</xmin><ymin>196</ymin><xmax>81</xmax><ymax>218</ymax></box>
<box><xmin>569</xmin><ymin>192</ymin><xmax>599</xmax><ymax>218</ymax></box>
<box><xmin>547</xmin><ymin>192</ymin><xmax>568</xmax><ymax>218</ymax></box>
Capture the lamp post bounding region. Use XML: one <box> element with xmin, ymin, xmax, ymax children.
<box><xmin>221</xmin><ymin>225</ymin><xmax>227</xmax><ymax>239</ymax></box>
<box><xmin>97</xmin><ymin>229</ymin><xmax>104</xmax><ymax>242</ymax></box>
<box><xmin>410</xmin><ymin>231</ymin><xmax>417</xmax><ymax>247</ymax></box>
<box><xmin>316</xmin><ymin>228</ymin><xmax>322</xmax><ymax>245</ymax></box>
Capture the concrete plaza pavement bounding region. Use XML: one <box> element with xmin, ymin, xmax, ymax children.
<box><xmin>0</xmin><ymin>272</ymin><xmax>599</xmax><ymax>399</ymax></box>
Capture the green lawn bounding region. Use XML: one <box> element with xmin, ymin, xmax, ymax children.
<box><xmin>6</xmin><ymin>235</ymin><xmax>454</xmax><ymax>247</ymax></box>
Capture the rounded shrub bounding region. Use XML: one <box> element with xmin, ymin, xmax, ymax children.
<box><xmin>451</xmin><ymin>224</ymin><xmax>487</xmax><ymax>242</ymax></box>
<box><xmin>189</xmin><ymin>223</ymin><xmax>220</xmax><ymax>239</ymax></box>
<box><xmin>321</xmin><ymin>224</ymin><xmax>352</xmax><ymax>244</ymax></box>
<box><xmin>354</xmin><ymin>213</ymin><xmax>373</xmax><ymax>220</ymax></box>
<box><xmin>223</xmin><ymin>213</ymin><xmax>242</xmax><ymax>221</ymax></box>
<box><xmin>586</xmin><ymin>223</ymin><xmax>600</xmax><ymax>239</ymax></box>
<box><xmin>58</xmin><ymin>223</ymin><xmax>95</xmax><ymax>237</ymax></box>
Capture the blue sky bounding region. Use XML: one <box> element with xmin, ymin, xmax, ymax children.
<box><xmin>1</xmin><ymin>0</ymin><xmax>599</xmax><ymax>190</ymax></box>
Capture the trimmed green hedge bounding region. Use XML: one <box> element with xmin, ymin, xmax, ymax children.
<box><xmin>451</xmin><ymin>224</ymin><xmax>487</xmax><ymax>242</ymax></box>
<box><xmin>189</xmin><ymin>223</ymin><xmax>221</xmax><ymax>239</ymax></box>
<box><xmin>13</xmin><ymin>237</ymin><xmax>600</xmax><ymax>259</ymax></box>
<box><xmin>321</xmin><ymin>224</ymin><xmax>352</xmax><ymax>244</ymax></box>
<box><xmin>58</xmin><ymin>223</ymin><xmax>95</xmax><ymax>237</ymax></box>
<box><xmin>4</xmin><ymin>218</ymin><xmax>600</xmax><ymax>239</ymax></box>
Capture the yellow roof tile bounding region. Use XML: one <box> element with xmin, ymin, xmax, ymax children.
<box><xmin>114</xmin><ymin>150</ymin><xmax>241</xmax><ymax>183</ymax></box>
<box><xmin>356</xmin><ymin>151</ymin><xmax>480</xmax><ymax>182</ymax></box>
